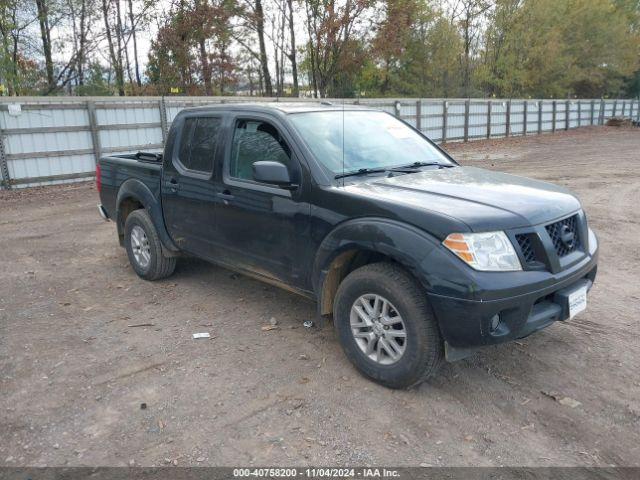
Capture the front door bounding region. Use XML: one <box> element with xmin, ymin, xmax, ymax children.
<box><xmin>213</xmin><ymin>115</ymin><xmax>310</xmax><ymax>288</ymax></box>
<box><xmin>162</xmin><ymin>114</ymin><xmax>222</xmax><ymax>256</ymax></box>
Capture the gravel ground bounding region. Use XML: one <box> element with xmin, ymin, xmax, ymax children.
<box><xmin>1</xmin><ymin>126</ymin><xmax>639</xmax><ymax>467</ymax></box>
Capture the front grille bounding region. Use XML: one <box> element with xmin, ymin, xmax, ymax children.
<box><xmin>516</xmin><ymin>234</ymin><xmax>537</xmax><ymax>265</ymax></box>
<box><xmin>545</xmin><ymin>215</ymin><xmax>580</xmax><ymax>257</ymax></box>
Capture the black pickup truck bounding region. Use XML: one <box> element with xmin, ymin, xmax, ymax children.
<box><xmin>97</xmin><ymin>102</ymin><xmax>598</xmax><ymax>388</ymax></box>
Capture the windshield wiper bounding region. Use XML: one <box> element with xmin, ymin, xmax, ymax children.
<box><xmin>334</xmin><ymin>167</ymin><xmax>387</xmax><ymax>180</ymax></box>
<box><xmin>390</xmin><ymin>161</ymin><xmax>453</xmax><ymax>171</ymax></box>
<box><xmin>335</xmin><ymin>162</ymin><xmax>453</xmax><ymax>180</ymax></box>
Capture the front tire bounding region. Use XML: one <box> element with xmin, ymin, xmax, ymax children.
<box><xmin>124</xmin><ymin>209</ymin><xmax>176</xmax><ymax>281</ymax></box>
<box><xmin>333</xmin><ymin>262</ymin><xmax>443</xmax><ymax>389</ymax></box>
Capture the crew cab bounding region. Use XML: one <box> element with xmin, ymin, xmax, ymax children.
<box><xmin>97</xmin><ymin>103</ymin><xmax>598</xmax><ymax>388</ymax></box>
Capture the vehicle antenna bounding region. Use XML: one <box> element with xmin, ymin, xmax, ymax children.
<box><xmin>341</xmin><ymin>96</ymin><xmax>345</xmax><ymax>187</ymax></box>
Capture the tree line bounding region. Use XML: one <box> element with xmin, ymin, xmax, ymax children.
<box><xmin>1</xmin><ymin>0</ymin><xmax>639</xmax><ymax>98</ymax></box>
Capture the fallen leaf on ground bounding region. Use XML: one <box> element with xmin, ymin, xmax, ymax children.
<box><xmin>558</xmin><ymin>397</ymin><xmax>582</xmax><ymax>408</ymax></box>
<box><xmin>541</xmin><ymin>390</ymin><xmax>582</xmax><ymax>408</ymax></box>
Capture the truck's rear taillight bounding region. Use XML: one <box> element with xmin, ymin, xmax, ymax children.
<box><xmin>96</xmin><ymin>163</ymin><xmax>101</xmax><ymax>193</ymax></box>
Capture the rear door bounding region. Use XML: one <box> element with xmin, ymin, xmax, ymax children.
<box><xmin>162</xmin><ymin>114</ymin><xmax>223</xmax><ymax>256</ymax></box>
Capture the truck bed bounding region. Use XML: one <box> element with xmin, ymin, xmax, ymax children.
<box><xmin>98</xmin><ymin>153</ymin><xmax>163</xmax><ymax>221</ymax></box>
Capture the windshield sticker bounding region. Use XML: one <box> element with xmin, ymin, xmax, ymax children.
<box><xmin>384</xmin><ymin>121</ymin><xmax>411</xmax><ymax>139</ymax></box>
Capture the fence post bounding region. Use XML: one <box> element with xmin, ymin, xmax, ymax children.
<box><xmin>577</xmin><ymin>101</ymin><xmax>581</xmax><ymax>127</ymax></box>
<box><xmin>159</xmin><ymin>97</ymin><xmax>168</xmax><ymax>144</ymax></box>
<box><xmin>599</xmin><ymin>99</ymin><xmax>605</xmax><ymax>125</ymax></box>
<box><xmin>415</xmin><ymin>100</ymin><xmax>422</xmax><ymax>132</ymax></box>
<box><xmin>538</xmin><ymin>101</ymin><xmax>543</xmax><ymax>134</ymax></box>
<box><xmin>441</xmin><ymin>100</ymin><xmax>448</xmax><ymax>143</ymax></box>
<box><xmin>637</xmin><ymin>98</ymin><xmax>640</xmax><ymax>122</ymax></box>
<box><xmin>0</xmin><ymin>127</ymin><xmax>11</xmax><ymax>190</ymax></box>
<box><xmin>590</xmin><ymin>100</ymin><xmax>595</xmax><ymax>125</ymax></box>
<box><xmin>612</xmin><ymin>99</ymin><xmax>617</xmax><ymax>117</ymax></box>
<box><xmin>486</xmin><ymin>100</ymin><xmax>492</xmax><ymax>139</ymax></box>
<box><xmin>552</xmin><ymin>100</ymin><xmax>557</xmax><ymax>133</ymax></box>
<box><xmin>629</xmin><ymin>100</ymin><xmax>634</xmax><ymax>121</ymax></box>
<box><xmin>86</xmin><ymin>101</ymin><xmax>101</xmax><ymax>165</ymax></box>
<box><xmin>565</xmin><ymin>100</ymin><xmax>570</xmax><ymax>130</ymax></box>
<box><xmin>463</xmin><ymin>99</ymin><xmax>470</xmax><ymax>142</ymax></box>
<box><xmin>523</xmin><ymin>101</ymin><xmax>528</xmax><ymax>136</ymax></box>
<box><xmin>621</xmin><ymin>100</ymin><xmax>626</xmax><ymax>118</ymax></box>
<box><xmin>506</xmin><ymin>100</ymin><xmax>511</xmax><ymax>137</ymax></box>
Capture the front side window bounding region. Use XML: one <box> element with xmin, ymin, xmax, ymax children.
<box><xmin>178</xmin><ymin>117</ymin><xmax>221</xmax><ymax>173</ymax></box>
<box><xmin>288</xmin><ymin>110</ymin><xmax>453</xmax><ymax>175</ymax></box>
<box><xmin>229</xmin><ymin>119</ymin><xmax>292</xmax><ymax>181</ymax></box>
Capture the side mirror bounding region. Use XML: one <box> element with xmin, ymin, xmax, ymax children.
<box><xmin>252</xmin><ymin>161</ymin><xmax>296</xmax><ymax>189</ymax></box>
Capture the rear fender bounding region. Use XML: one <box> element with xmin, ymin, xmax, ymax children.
<box><xmin>116</xmin><ymin>179</ymin><xmax>179</xmax><ymax>253</ymax></box>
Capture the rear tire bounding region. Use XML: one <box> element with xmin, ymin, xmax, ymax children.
<box><xmin>333</xmin><ymin>262</ymin><xmax>443</xmax><ymax>389</ymax></box>
<box><xmin>124</xmin><ymin>209</ymin><xmax>176</xmax><ymax>281</ymax></box>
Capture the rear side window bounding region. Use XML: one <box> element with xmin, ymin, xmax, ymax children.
<box><xmin>178</xmin><ymin>117</ymin><xmax>221</xmax><ymax>174</ymax></box>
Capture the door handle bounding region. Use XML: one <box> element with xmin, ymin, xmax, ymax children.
<box><xmin>216</xmin><ymin>190</ymin><xmax>234</xmax><ymax>202</ymax></box>
<box><xmin>165</xmin><ymin>177</ymin><xmax>179</xmax><ymax>192</ymax></box>
<box><xmin>217</xmin><ymin>191</ymin><xmax>234</xmax><ymax>200</ymax></box>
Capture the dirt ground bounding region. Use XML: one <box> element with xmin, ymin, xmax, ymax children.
<box><xmin>1</xmin><ymin>126</ymin><xmax>639</xmax><ymax>467</ymax></box>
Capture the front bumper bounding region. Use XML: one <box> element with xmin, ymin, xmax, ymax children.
<box><xmin>428</xmin><ymin>248</ymin><xmax>598</xmax><ymax>360</ymax></box>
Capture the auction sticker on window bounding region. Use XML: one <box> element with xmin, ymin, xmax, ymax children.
<box><xmin>568</xmin><ymin>285</ymin><xmax>587</xmax><ymax>319</ymax></box>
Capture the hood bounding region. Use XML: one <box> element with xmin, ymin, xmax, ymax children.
<box><xmin>346</xmin><ymin>166</ymin><xmax>582</xmax><ymax>232</ymax></box>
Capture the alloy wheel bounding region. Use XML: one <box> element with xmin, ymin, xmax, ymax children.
<box><xmin>350</xmin><ymin>294</ymin><xmax>407</xmax><ymax>365</ymax></box>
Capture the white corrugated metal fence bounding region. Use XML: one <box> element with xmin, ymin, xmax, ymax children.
<box><xmin>0</xmin><ymin>96</ymin><xmax>638</xmax><ymax>189</ymax></box>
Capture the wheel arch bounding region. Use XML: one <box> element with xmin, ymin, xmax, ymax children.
<box><xmin>312</xmin><ymin>218</ymin><xmax>442</xmax><ymax>317</ymax></box>
<box><xmin>116</xmin><ymin>179</ymin><xmax>179</xmax><ymax>253</ymax></box>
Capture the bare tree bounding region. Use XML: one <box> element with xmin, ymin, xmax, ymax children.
<box><xmin>269</xmin><ymin>0</ymin><xmax>286</xmax><ymax>95</ymax></box>
<box><xmin>35</xmin><ymin>0</ymin><xmax>55</xmax><ymax>91</ymax></box>
<box><xmin>234</xmin><ymin>0</ymin><xmax>273</xmax><ymax>96</ymax></box>
<box><xmin>449</xmin><ymin>0</ymin><xmax>492</xmax><ymax>96</ymax></box>
<box><xmin>127</xmin><ymin>0</ymin><xmax>142</xmax><ymax>87</ymax></box>
<box><xmin>195</xmin><ymin>0</ymin><xmax>213</xmax><ymax>94</ymax></box>
<box><xmin>102</xmin><ymin>0</ymin><xmax>125</xmax><ymax>95</ymax></box>
<box><xmin>254</xmin><ymin>0</ymin><xmax>272</xmax><ymax>95</ymax></box>
<box><xmin>286</xmin><ymin>0</ymin><xmax>298</xmax><ymax>96</ymax></box>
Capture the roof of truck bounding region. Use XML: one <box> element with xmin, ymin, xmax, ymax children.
<box><xmin>179</xmin><ymin>102</ymin><xmax>378</xmax><ymax>115</ymax></box>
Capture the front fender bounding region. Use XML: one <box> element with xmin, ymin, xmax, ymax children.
<box><xmin>312</xmin><ymin>217</ymin><xmax>484</xmax><ymax>309</ymax></box>
<box><xmin>312</xmin><ymin>217</ymin><xmax>442</xmax><ymax>293</ymax></box>
<box><xmin>116</xmin><ymin>179</ymin><xmax>179</xmax><ymax>253</ymax></box>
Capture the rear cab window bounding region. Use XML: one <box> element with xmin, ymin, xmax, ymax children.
<box><xmin>176</xmin><ymin>117</ymin><xmax>222</xmax><ymax>175</ymax></box>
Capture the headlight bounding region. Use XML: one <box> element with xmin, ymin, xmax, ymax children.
<box><xmin>443</xmin><ymin>231</ymin><xmax>522</xmax><ymax>271</ymax></box>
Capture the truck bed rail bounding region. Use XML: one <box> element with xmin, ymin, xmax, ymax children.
<box><xmin>135</xmin><ymin>151</ymin><xmax>163</xmax><ymax>163</ymax></box>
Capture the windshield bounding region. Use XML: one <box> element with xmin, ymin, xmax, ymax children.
<box><xmin>288</xmin><ymin>110</ymin><xmax>454</xmax><ymax>175</ymax></box>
